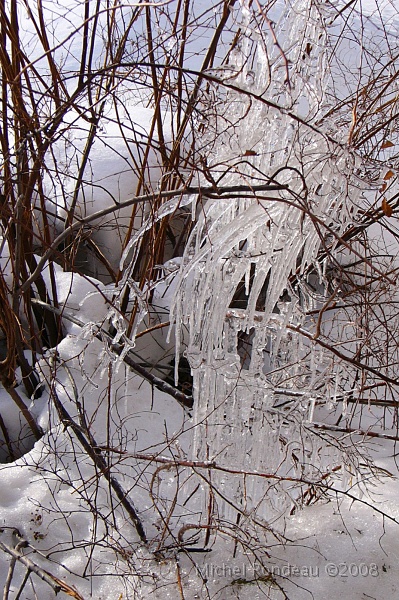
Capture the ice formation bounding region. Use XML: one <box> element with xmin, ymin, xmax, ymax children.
<box><xmin>168</xmin><ymin>0</ymin><xmax>365</xmax><ymax>524</ymax></box>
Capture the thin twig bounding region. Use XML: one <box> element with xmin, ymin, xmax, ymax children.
<box><xmin>287</xmin><ymin>324</ymin><xmax>399</xmax><ymax>387</ymax></box>
<box><xmin>105</xmin><ymin>451</ymin><xmax>399</xmax><ymax>525</ymax></box>
<box><xmin>4</xmin><ymin>385</ymin><xmax>42</xmax><ymax>441</ymax></box>
<box><xmin>0</xmin><ymin>539</ymin><xmax>85</xmax><ymax>599</ymax></box>
<box><xmin>308</xmin><ymin>422</ymin><xmax>399</xmax><ymax>442</ymax></box>
<box><xmin>50</xmin><ymin>383</ymin><xmax>147</xmax><ymax>543</ymax></box>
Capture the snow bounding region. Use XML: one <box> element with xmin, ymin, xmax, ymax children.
<box><xmin>2</xmin><ymin>361</ymin><xmax>399</xmax><ymax>600</ymax></box>
<box><xmin>44</xmin><ymin>103</ymin><xmax>172</xmax><ymax>280</ymax></box>
<box><xmin>0</xmin><ymin>378</ymin><xmax>188</xmax><ymax>599</ymax></box>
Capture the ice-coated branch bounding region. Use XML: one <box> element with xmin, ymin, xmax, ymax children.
<box><xmin>308</xmin><ymin>422</ymin><xmax>399</xmax><ymax>442</ymax></box>
<box><xmin>287</xmin><ymin>324</ymin><xmax>399</xmax><ymax>387</ymax></box>
<box><xmin>18</xmin><ymin>183</ymin><xmax>288</xmax><ymax>296</ymax></box>
<box><xmin>110</xmin><ymin>342</ymin><xmax>193</xmax><ymax>409</ymax></box>
<box><xmin>99</xmin><ymin>451</ymin><xmax>399</xmax><ymax>527</ymax></box>
<box><xmin>31</xmin><ymin>299</ymin><xmax>194</xmax><ymax>409</ymax></box>
<box><xmin>89</xmin><ymin>62</ymin><xmax>343</xmax><ymax>144</ymax></box>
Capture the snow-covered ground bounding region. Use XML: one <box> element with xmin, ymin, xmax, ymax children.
<box><xmin>0</xmin><ymin>265</ymin><xmax>397</xmax><ymax>600</ymax></box>
<box><xmin>1</xmin><ymin>364</ymin><xmax>398</xmax><ymax>599</ymax></box>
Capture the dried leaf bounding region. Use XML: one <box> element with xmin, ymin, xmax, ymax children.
<box><xmin>379</xmin><ymin>182</ymin><xmax>387</xmax><ymax>193</ymax></box>
<box><xmin>382</xmin><ymin>198</ymin><xmax>393</xmax><ymax>217</ymax></box>
<box><xmin>383</xmin><ymin>170</ymin><xmax>395</xmax><ymax>180</ymax></box>
<box><xmin>381</xmin><ymin>140</ymin><xmax>394</xmax><ymax>149</ymax></box>
<box><xmin>54</xmin><ymin>574</ymin><xmax>87</xmax><ymax>599</ymax></box>
<box><xmin>244</xmin><ymin>150</ymin><xmax>258</xmax><ymax>156</ymax></box>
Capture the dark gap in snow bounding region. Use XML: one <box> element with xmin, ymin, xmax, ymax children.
<box><xmin>165</xmin><ymin>355</ymin><xmax>193</xmax><ymax>395</ymax></box>
<box><xmin>257</xmin><ymin>269</ymin><xmax>271</xmax><ymax>312</ymax></box>
<box><xmin>237</xmin><ymin>328</ymin><xmax>255</xmax><ymax>370</ymax></box>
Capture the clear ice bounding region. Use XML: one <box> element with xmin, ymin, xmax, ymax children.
<box><xmin>168</xmin><ymin>0</ymin><xmax>365</xmax><ymax>524</ymax></box>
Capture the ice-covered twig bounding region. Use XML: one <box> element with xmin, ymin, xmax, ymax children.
<box><xmin>111</xmin><ymin>342</ymin><xmax>194</xmax><ymax>409</ymax></box>
<box><xmin>32</xmin><ymin>299</ymin><xmax>194</xmax><ymax>409</ymax></box>
<box><xmin>308</xmin><ymin>422</ymin><xmax>399</xmax><ymax>442</ymax></box>
<box><xmin>19</xmin><ymin>183</ymin><xmax>288</xmax><ymax>296</ymax></box>
<box><xmin>99</xmin><ymin>451</ymin><xmax>399</xmax><ymax>526</ymax></box>
<box><xmin>287</xmin><ymin>324</ymin><xmax>399</xmax><ymax>387</ymax></box>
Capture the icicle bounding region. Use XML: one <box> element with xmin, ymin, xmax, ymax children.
<box><xmin>119</xmin><ymin>193</ymin><xmax>194</xmax><ymax>273</ymax></box>
<box><xmin>166</xmin><ymin>0</ymin><xmax>368</xmax><ymax>527</ymax></box>
<box><xmin>341</xmin><ymin>392</ymin><xmax>348</xmax><ymax>418</ymax></box>
<box><xmin>307</xmin><ymin>397</ymin><xmax>316</xmax><ymax>423</ymax></box>
<box><xmin>244</xmin><ymin>262</ymin><xmax>251</xmax><ymax>296</ymax></box>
